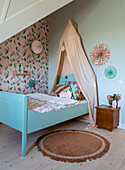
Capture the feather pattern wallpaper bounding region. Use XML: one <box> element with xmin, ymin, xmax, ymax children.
<box><xmin>0</xmin><ymin>17</ymin><xmax>49</xmax><ymax>94</ymax></box>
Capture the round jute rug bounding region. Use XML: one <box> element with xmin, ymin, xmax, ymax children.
<box><xmin>36</xmin><ymin>130</ymin><xmax>110</xmax><ymax>163</ymax></box>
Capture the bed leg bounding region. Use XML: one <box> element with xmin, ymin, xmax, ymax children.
<box><xmin>22</xmin><ymin>96</ymin><xmax>28</xmax><ymax>157</ymax></box>
<box><xmin>22</xmin><ymin>131</ymin><xmax>27</xmax><ymax>157</ymax></box>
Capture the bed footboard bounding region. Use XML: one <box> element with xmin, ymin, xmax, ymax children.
<box><xmin>0</xmin><ymin>91</ymin><xmax>27</xmax><ymax>156</ymax></box>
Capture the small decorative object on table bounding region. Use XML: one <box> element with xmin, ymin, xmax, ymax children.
<box><xmin>107</xmin><ymin>94</ymin><xmax>121</xmax><ymax>107</ymax></box>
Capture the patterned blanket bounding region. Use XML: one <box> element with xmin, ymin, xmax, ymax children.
<box><xmin>27</xmin><ymin>96</ymin><xmax>87</xmax><ymax>114</ymax></box>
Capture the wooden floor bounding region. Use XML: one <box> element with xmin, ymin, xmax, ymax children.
<box><xmin>0</xmin><ymin>119</ymin><xmax>125</xmax><ymax>170</ymax></box>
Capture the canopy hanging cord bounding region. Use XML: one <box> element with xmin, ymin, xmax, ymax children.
<box><xmin>69</xmin><ymin>17</ymin><xmax>78</xmax><ymax>32</ymax></box>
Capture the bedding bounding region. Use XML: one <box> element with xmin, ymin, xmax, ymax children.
<box><xmin>27</xmin><ymin>93</ymin><xmax>87</xmax><ymax>114</ymax></box>
<box><xmin>27</xmin><ymin>97</ymin><xmax>47</xmax><ymax>110</ymax></box>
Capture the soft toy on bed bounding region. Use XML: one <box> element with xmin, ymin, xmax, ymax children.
<box><xmin>75</xmin><ymin>90</ymin><xmax>85</xmax><ymax>101</ymax></box>
<box><xmin>69</xmin><ymin>84</ymin><xmax>78</xmax><ymax>100</ymax></box>
<box><xmin>69</xmin><ymin>83</ymin><xmax>85</xmax><ymax>101</ymax></box>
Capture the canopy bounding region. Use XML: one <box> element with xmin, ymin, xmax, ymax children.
<box><xmin>50</xmin><ymin>19</ymin><xmax>98</xmax><ymax>126</ymax></box>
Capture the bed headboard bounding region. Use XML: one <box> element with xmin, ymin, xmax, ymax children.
<box><xmin>57</xmin><ymin>74</ymin><xmax>76</xmax><ymax>85</ymax></box>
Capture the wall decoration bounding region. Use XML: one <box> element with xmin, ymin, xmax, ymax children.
<box><xmin>90</xmin><ymin>44</ymin><xmax>110</xmax><ymax>66</ymax></box>
<box><xmin>105</xmin><ymin>66</ymin><xmax>117</xmax><ymax>79</ymax></box>
<box><xmin>31</xmin><ymin>40</ymin><xmax>43</xmax><ymax>54</ymax></box>
<box><xmin>29</xmin><ymin>79</ymin><xmax>35</xmax><ymax>88</ymax></box>
<box><xmin>16</xmin><ymin>63</ymin><xmax>24</xmax><ymax>73</ymax></box>
<box><xmin>0</xmin><ymin>17</ymin><xmax>49</xmax><ymax>94</ymax></box>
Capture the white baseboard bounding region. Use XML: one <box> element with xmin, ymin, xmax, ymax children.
<box><xmin>118</xmin><ymin>123</ymin><xmax>125</xmax><ymax>129</ymax></box>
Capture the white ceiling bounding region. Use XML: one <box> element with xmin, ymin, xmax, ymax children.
<box><xmin>0</xmin><ymin>0</ymin><xmax>74</xmax><ymax>43</ymax></box>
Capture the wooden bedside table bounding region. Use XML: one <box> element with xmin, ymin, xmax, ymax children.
<box><xmin>95</xmin><ymin>105</ymin><xmax>120</xmax><ymax>131</ymax></box>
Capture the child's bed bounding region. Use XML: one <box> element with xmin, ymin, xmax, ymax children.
<box><xmin>0</xmin><ymin>74</ymin><xmax>89</xmax><ymax>156</ymax></box>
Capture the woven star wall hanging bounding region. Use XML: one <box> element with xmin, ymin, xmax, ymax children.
<box><xmin>90</xmin><ymin>44</ymin><xmax>110</xmax><ymax>66</ymax></box>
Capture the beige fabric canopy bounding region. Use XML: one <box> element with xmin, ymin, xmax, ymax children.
<box><xmin>50</xmin><ymin>20</ymin><xmax>98</xmax><ymax>126</ymax></box>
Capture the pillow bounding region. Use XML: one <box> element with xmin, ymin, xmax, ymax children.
<box><xmin>55</xmin><ymin>84</ymin><xmax>70</xmax><ymax>95</ymax></box>
<box><xmin>59</xmin><ymin>91</ymin><xmax>72</xmax><ymax>99</ymax></box>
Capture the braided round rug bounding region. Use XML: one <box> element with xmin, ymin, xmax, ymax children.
<box><xmin>36</xmin><ymin>130</ymin><xmax>110</xmax><ymax>163</ymax></box>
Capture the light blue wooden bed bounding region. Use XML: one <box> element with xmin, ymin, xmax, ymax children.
<box><xmin>0</xmin><ymin>74</ymin><xmax>88</xmax><ymax>156</ymax></box>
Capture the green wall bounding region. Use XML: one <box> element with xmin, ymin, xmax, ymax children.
<box><xmin>49</xmin><ymin>0</ymin><xmax>125</xmax><ymax>127</ymax></box>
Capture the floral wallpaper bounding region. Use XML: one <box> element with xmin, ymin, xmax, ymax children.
<box><xmin>0</xmin><ymin>17</ymin><xmax>49</xmax><ymax>94</ymax></box>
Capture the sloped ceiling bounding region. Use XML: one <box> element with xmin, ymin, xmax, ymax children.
<box><xmin>0</xmin><ymin>0</ymin><xmax>73</xmax><ymax>43</ymax></box>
